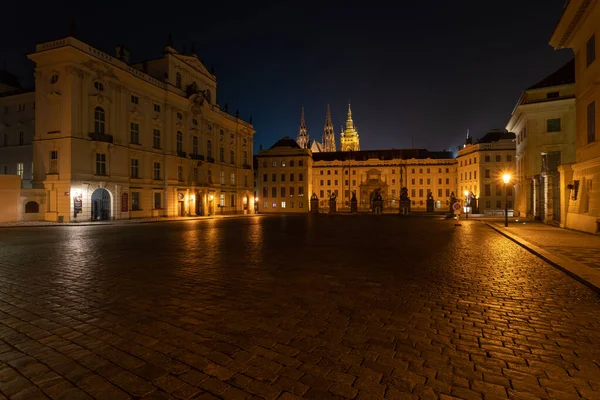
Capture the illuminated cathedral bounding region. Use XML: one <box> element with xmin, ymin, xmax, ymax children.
<box><xmin>296</xmin><ymin>104</ymin><xmax>360</xmax><ymax>153</ymax></box>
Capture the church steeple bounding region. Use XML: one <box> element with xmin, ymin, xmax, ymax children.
<box><xmin>322</xmin><ymin>104</ymin><xmax>336</xmax><ymax>152</ymax></box>
<box><xmin>465</xmin><ymin>128</ymin><xmax>473</xmax><ymax>146</ymax></box>
<box><xmin>340</xmin><ymin>103</ymin><xmax>360</xmax><ymax>151</ymax></box>
<box><xmin>296</xmin><ymin>107</ymin><xmax>309</xmax><ymax>149</ymax></box>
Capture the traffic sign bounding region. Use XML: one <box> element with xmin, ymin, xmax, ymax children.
<box><xmin>452</xmin><ymin>202</ymin><xmax>461</xmax><ymax>211</ymax></box>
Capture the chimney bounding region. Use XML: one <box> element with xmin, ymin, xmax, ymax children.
<box><xmin>116</xmin><ymin>46</ymin><xmax>130</xmax><ymax>64</ymax></box>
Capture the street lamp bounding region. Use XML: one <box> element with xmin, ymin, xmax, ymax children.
<box><xmin>502</xmin><ymin>174</ymin><xmax>511</xmax><ymax>227</ymax></box>
<box><xmin>463</xmin><ymin>190</ymin><xmax>469</xmax><ymax>219</ymax></box>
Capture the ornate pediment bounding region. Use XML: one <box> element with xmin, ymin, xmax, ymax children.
<box><xmin>179</xmin><ymin>55</ymin><xmax>215</xmax><ymax>80</ymax></box>
<box><xmin>81</xmin><ymin>59</ymin><xmax>118</xmax><ymax>80</ymax></box>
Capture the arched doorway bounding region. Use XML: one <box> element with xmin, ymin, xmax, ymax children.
<box><xmin>91</xmin><ymin>188</ymin><xmax>111</xmax><ymax>221</ymax></box>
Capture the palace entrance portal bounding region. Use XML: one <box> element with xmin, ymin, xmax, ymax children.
<box><xmin>91</xmin><ymin>188</ymin><xmax>111</xmax><ymax>221</ymax></box>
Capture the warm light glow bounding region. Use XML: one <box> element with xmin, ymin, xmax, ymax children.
<box><xmin>190</xmin><ymin>194</ymin><xmax>195</xmax><ymax>200</ymax></box>
<box><xmin>208</xmin><ymin>194</ymin><xmax>214</xmax><ymax>201</ymax></box>
<box><xmin>502</xmin><ymin>174</ymin><xmax>511</xmax><ymax>184</ymax></box>
<box><xmin>464</xmin><ymin>190</ymin><xmax>469</xmax><ymax>197</ymax></box>
<box><xmin>254</xmin><ymin>197</ymin><xmax>259</xmax><ymax>202</ymax></box>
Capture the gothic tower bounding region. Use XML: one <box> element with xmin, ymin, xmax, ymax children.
<box><xmin>340</xmin><ymin>103</ymin><xmax>360</xmax><ymax>151</ymax></box>
<box><xmin>322</xmin><ymin>104</ymin><xmax>336</xmax><ymax>152</ymax></box>
<box><xmin>296</xmin><ymin>107</ymin><xmax>309</xmax><ymax>149</ymax></box>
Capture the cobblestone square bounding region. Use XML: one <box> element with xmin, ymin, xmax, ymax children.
<box><xmin>0</xmin><ymin>216</ymin><xmax>599</xmax><ymax>399</ymax></box>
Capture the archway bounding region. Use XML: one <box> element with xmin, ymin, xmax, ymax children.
<box><xmin>91</xmin><ymin>188</ymin><xmax>111</xmax><ymax>221</ymax></box>
<box><xmin>24</xmin><ymin>201</ymin><xmax>39</xmax><ymax>213</ymax></box>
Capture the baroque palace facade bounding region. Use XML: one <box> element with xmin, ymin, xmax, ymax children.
<box><xmin>0</xmin><ymin>35</ymin><xmax>255</xmax><ymax>222</ymax></box>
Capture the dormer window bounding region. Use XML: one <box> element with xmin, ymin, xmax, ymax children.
<box><xmin>175</xmin><ymin>72</ymin><xmax>182</xmax><ymax>89</ymax></box>
<box><xmin>177</xmin><ymin>112</ymin><xmax>183</xmax><ymax>120</ymax></box>
<box><xmin>154</xmin><ymin>104</ymin><xmax>161</xmax><ymax>112</ymax></box>
<box><xmin>50</xmin><ymin>74</ymin><xmax>59</xmax><ymax>84</ymax></box>
<box><xmin>94</xmin><ymin>81</ymin><xmax>104</xmax><ymax>91</ymax></box>
<box><xmin>131</xmin><ymin>95</ymin><xmax>139</xmax><ymax>104</ymax></box>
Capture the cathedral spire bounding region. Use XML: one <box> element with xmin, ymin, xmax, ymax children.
<box><xmin>346</xmin><ymin>103</ymin><xmax>355</xmax><ymax>130</ymax></box>
<box><xmin>340</xmin><ymin>103</ymin><xmax>360</xmax><ymax>151</ymax></box>
<box><xmin>322</xmin><ymin>104</ymin><xmax>336</xmax><ymax>152</ymax></box>
<box><xmin>296</xmin><ymin>107</ymin><xmax>309</xmax><ymax>149</ymax></box>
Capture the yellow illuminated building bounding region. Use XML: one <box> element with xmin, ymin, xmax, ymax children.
<box><xmin>24</xmin><ymin>35</ymin><xmax>255</xmax><ymax>222</ymax></box>
<box><xmin>457</xmin><ymin>130</ymin><xmax>516</xmax><ymax>215</ymax></box>
<box><xmin>550</xmin><ymin>1</ymin><xmax>600</xmax><ymax>233</ymax></box>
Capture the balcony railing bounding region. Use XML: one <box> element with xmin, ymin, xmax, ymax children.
<box><xmin>89</xmin><ymin>132</ymin><xmax>114</xmax><ymax>143</ymax></box>
<box><xmin>177</xmin><ymin>151</ymin><xmax>187</xmax><ymax>158</ymax></box>
<box><xmin>243</xmin><ymin>164</ymin><xmax>252</xmax><ymax>170</ymax></box>
<box><xmin>190</xmin><ymin>154</ymin><xmax>205</xmax><ymax>161</ymax></box>
<box><xmin>207</xmin><ymin>157</ymin><xmax>215</xmax><ymax>163</ymax></box>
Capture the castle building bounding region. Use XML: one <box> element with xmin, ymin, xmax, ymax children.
<box><xmin>506</xmin><ymin>60</ymin><xmax>576</xmax><ymax>224</ymax></box>
<box><xmin>550</xmin><ymin>1</ymin><xmax>600</xmax><ymax>234</ymax></box>
<box><xmin>260</xmin><ymin>127</ymin><xmax>457</xmax><ymax>213</ymax></box>
<box><xmin>457</xmin><ymin>130</ymin><xmax>516</xmax><ymax>215</ymax></box>
<box><xmin>0</xmin><ymin>34</ymin><xmax>256</xmax><ymax>222</ymax></box>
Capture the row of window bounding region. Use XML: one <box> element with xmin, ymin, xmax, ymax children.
<box><xmin>95</xmin><ymin>108</ymin><xmax>249</xmax><ymax>163</ymax></box>
<box><xmin>409</xmin><ymin>188</ymin><xmax>453</xmax><ymax>198</ymax></box>
<box><xmin>410</xmin><ymin>167</ymin><xmax>451</xmax><ymax>174</ymax></box>
<box><xmin>1</xmin><ymin>132</ymin><xmax>27</xmax><ymax>147</ymax></box>
<box><xmin>460</xmin><ymin>185</ymin><xmax>514</xmax><ymax>197</ymax></box>
<box><xmin>262</xmin><ymin>159</ymin><xmax>305</xmax><ymax>168</ymax></box>
<box><xmin>460</xmin><ymin>154</ymin><xmax>512</xmax><ymax>166</ymax></box>
<box><xmin>1</xmin><ymin>162</ymin><xmax>31</xmax><ymax>178</ymax></box>
<box><xmin>263</xmin><ymin>201</ymin><xmax>304</xmax><ymax>209</ymax></box>
<box><xmin>2</xmin><ymin>104</ymin><xmax>31</xmax><ymax>114</ymax></box>
<box><xmin>262</xmin><ymin>173</ymin><xmax>304</xmax><ymax>183</ymax></box>
<box><xmin>132</xmin><ymin>191</ymin><xmax>235</xmax><ymax>211</ymax></box>
<box><xmin>262</xmin><ymin>186</ymin><xmax>306</xmax><ymax>198</ymax></box>
<box><xmin>411</xmin><ymin>177</ymin><xmax>452</xmax><ymax>185</ymax></box>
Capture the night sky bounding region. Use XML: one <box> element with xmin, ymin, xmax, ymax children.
<box><xmin>1</xmin><ymin>0</ymin><xmax>573</xmax><ymax>152</ymax></box>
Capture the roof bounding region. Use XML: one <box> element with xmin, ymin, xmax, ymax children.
<box><xmin>269</xmin><ymin>137</ymin><xmax>301</xmax><ymax>150</ymax></box>
<box><xmin>527</xmin><ymin>59</ymin><xmax>574</xmax><ymax>90</ymax></box>
<box><xmin>477</xmin><ymin>130</ymin><xmax>516</xmax><ymax>144</ymax></box>
<box><xmin>313</xmin><ymin>149</ymin><xmax>454</xmax><ymax>162</ymax></box>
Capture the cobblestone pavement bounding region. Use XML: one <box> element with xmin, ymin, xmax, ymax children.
<box><xmin>0</xmin><ymin>216</ymin><xmax>599</xmax><ymax>400</ymax></box>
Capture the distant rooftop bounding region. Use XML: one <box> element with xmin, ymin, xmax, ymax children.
<box><xmin>527</xmin><ymin>59</ymin><xmax>574</xmax><ymax>90</ymax></box>
<box><xmin>477</xmin><ymin>130</ymin><xmax>516</xmax><ymax>144</ymax></box>
<box><xmin>313</xmin><ymin>149</ymin><xmax>454</xmax><ymax>162</ymax></box>
<box><xmin>269</xmin><ymin>137</ymin><xmax>301</xmax><ymax>150</ymax></box>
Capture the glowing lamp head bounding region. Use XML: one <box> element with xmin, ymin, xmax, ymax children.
<box><xmin>502</xmin><ymin>174</ymin><xmax>511</xmax><ymax>184</ymax></box>
<box><xmin>254</xmin><ymin>197</ymin><xmax>259</xmax><ymax>202</ymax></box>
<box><xmin>464</xmin><ymin>190</ymin><xmax>469</xmax><ymax>197</ymax></box>
<box><xmin>208</xmin><ymin>194</ymin><xmax>214</xmax><ymax>201</ymax></box>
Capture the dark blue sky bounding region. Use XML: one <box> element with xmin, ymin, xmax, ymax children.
<box><xmin>1</xmin><ymin>0</ymin><xmax>572</xmax><ymax>152</ymax></box>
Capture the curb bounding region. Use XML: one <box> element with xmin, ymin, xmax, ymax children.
<box><xmin>486</xmin><ymin>223</ymin><xmax>600</xmax><ymax>294</ymax></box>
<box><xmin>0</xmin><ymin>214</ymin><xmax>261</xmax><ymax>229</ymax></box>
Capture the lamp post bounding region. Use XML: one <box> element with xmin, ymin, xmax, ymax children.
<box><xmin>463</xmin><ymin>190</ymin><xmax>469</xmax><ymax>219</ymax></box>
<box><xmin>502</xmin><ymin>174</ymin><xmax>511</xmax><ymax>227</ymax></box>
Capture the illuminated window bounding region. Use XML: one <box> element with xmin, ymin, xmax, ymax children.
<box><xmin>219</xmin><ymin>194</ymin><xmax>225</xmax><ymax>207</ymax></box>
<box><xmin>281</xmin><ymin>201</ymin><xmax>286</xmax><ymax>209</ymax></box>
<box><xmin>272</xmin><ymin>201</ymin><xmax>277</xmax><ymax>208</ymax></box>
<box><xmin>17</xmin><ymin>163</ymin><xmax>23</xmax><ymax>178</ymax></box>
<box><xmin>230</xmin><ymin>173</ymin><xmax>235</xmax><ymax>185</ymax></box>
